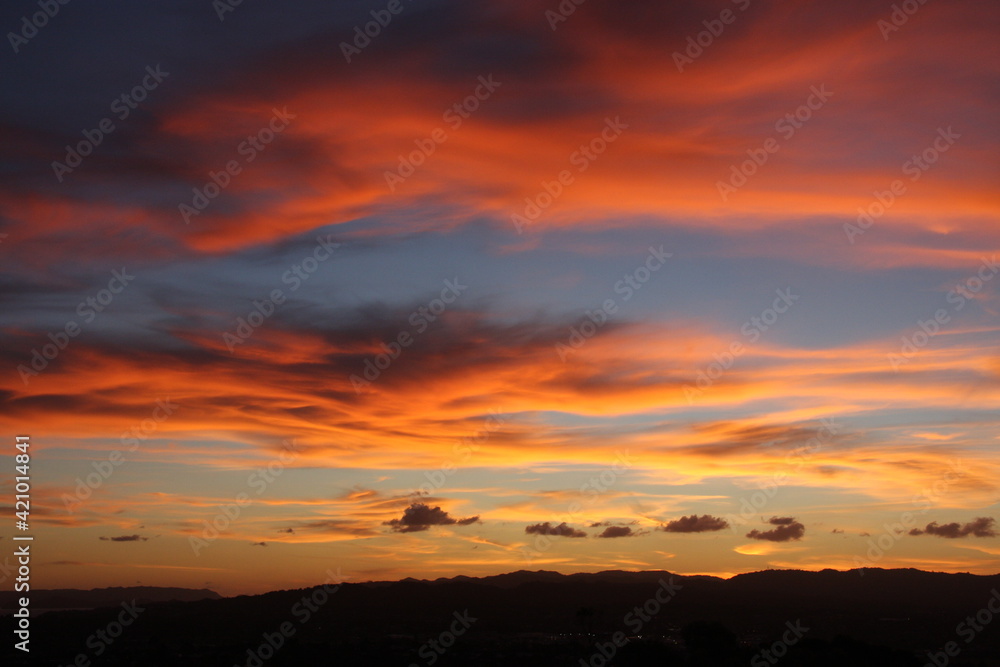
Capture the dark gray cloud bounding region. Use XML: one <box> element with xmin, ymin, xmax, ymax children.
<box><xmin>661</xmin><ymin>514</ymin><xmax>729</xmax><ymax>533</ymax></box>
<box><xmin>525</xmin><ymin>522</ymin><xmax>586</xmax><ymax>538</ymax></box>
<box><xmin>909</xmin><ymin>517</ymin><xmax>996</xmax><ymax>539</ymax></box>
<box><xmin>383</xmin><ymin>503</ymin><xmax>479</xmax><ymax>533</ymax></box>
<box><xmin>99</xmin><ymin>534</ymin><xmax>147</xmax><ymax>542</ymax></box>
<box><xmin>767</xmin><ymin>516</ymin><xmax>797</xmax><ymax>526</ymax></box>
<box><xmin>746</xmin><ymin>517</ymin><xmax>805</xmax><ymax>542</ymax></box>
<box><xmin>596</xmin><ymin>526</ymin><xmax>636</xmax><ymax>539</ymax></box>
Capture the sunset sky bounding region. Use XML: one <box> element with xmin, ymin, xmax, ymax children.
<box><xmin>1</xmin><ymin>0</ymin><xmax>998</xmax><ymax>596</ymax></box>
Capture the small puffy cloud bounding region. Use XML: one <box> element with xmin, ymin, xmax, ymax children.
<box><xmin>278</xmin><ymin>528</ymin><xmax>294</xmax><ymax>534</ymax></box>
<box><xmin>597</xmin><ymin>526</ymin><xmax>636</xmax><ymax>538</ymax></box>
<box><xmin>909</xmin><ymin>517</ymin><xmax>997</xmax><ymax>539</ymax></box>
<box><xmin>252</xmin><ymin>541</ymin><xmax>267</xmax><ymax>547</ymax></box>
<box><xmin>525</xmin><ymin>522</ymin><xmax>587</xmax><ymax>538</ymax></box>
<box><xmin>99</xmin><ymin>535</ymin><xmax>147</xmax><ymax>542</ymax></box>
<box><xmin>383</xmin><ymin>503</ymin><xmax>479</xmax><ymax>533</ymax></box>
<box><xmin>767</xmin><ymin>516</ymin><xmax>797</xmax><ymax>525</ymax></box>
<box><xmin>661</xmin><ymin>514</ymin><xmax>729</xmax><ymax>533</ymax></box>
<box><xmin>831</xmin><ymin>528</ymin><xmax>844</xmax><ymax>534</ymax></box>
<box><xmin>746</xmin><ymin>517</ymin><xmax>805</xmax><ymax>542</ymax></box>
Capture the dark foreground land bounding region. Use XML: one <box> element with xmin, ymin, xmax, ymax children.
<box><xmin>3</xmin><ymin>568</ymin><xmax>999</xmax><ymax>666</ymax></box>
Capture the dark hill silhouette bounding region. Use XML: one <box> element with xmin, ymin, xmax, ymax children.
<box><xmin>0</xmin><ymin>586</ymin><xmax>221</xmax><ymax>611</ymax></box>
<box><xmin>2</xmin><ymin>568</ymin><xmax>997</xmax><ymax>666</ymax></box>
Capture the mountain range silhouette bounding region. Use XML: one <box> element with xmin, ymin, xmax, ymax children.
<box><xmin>3</xmin><ymin>567</ymin><xmax>998</xmax><ymax>665</ymax></box>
